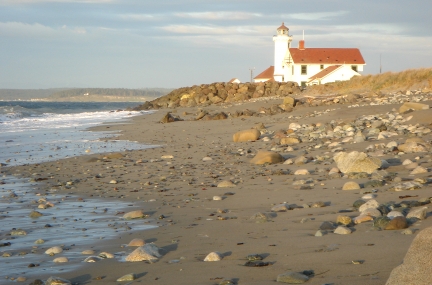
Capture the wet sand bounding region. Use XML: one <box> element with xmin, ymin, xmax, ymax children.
<box><xmin>2</xmin><ymin>95</ymin><xmax>432</xmax><ymax>285</ymax></box>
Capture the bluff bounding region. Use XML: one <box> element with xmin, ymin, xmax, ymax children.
<box><xmin>134</xmin><ymin>81</ymin><xmax>301</xmax><ymax>110</ymax></box>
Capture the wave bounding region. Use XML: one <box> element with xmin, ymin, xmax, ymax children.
<box><xmin>0</xmin><ymin>105</ymin><xmax>44</xmax><ymax>122</ymax></box>
<box><xmin>0</xmin><ymin>108</ymin><xmax>143</xmax><ymax>133</ymax></box>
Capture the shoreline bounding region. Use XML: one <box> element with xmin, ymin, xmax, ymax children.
<box><xmin>2</xmin><ymin>94</ymin><xmax>432</xmax><ymax>284</ymax></box>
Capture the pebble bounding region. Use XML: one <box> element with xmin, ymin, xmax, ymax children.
<box><xmin>276</xmin><ymin>271</ymin><xmax>309</xmax><ymax>283</ymax></box>
<box><xmin>128</xmin><ymin>238</ymin><xmax>146</xmax><ymax>247</ymax></box>
<box><xmin>117</xmin><ymin>273</ymin><xmax>136</xmax><ymax>282</ymax></box>
<box><xmin>213</xmin><ymin>196</ymin><xmax>222</xmax><ymax>201</ymax></box>
<box><xmin>53</xmin><ymin>257</ymin><xmax>68</xmax><ymax>263</ymax></box>
<box><xmin>81</xmin><ymin>249</ymin><xmax>95</xmax><ymax>255</ymax></box>
<box><xmin>342</xmin><ymin>181</ymin><xmax>361</xmax><ymax>190</ymax></box>
<box><xmin>45</xmin><ymin>246</ymin><xmax>63</xmax><ymax>255</ymax></box>
<box><xmin>334</xmin><ymin>225</ymin><xmax>352</xmax><ymax>234</ymax></box>
<box><xmin>294</xmin><ymin>169</ymin><xmax>310</xmax><ymax>175</ymax></box>
<box><xmin>204</xmin><ymin>251</ymin><xmax>223</xmax><ymax>261</ymax></box>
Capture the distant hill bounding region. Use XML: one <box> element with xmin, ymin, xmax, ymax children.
<box><xmin>0</xmin><ymin>89</ymin><xmax>66</xmax><ymax>100</ymax></box>
<box><xmin>0</xmin><ymin>88</ymin><xmax>173</xmax><ymax>102</ymax></box>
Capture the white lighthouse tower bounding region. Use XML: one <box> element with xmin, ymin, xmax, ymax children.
<box><xmin>273</xmin><ymin>23</ymin><xmax>292</xmax><ymax>82</ymax></box>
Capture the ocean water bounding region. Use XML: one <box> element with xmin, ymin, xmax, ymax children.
<box><xmin>0</xmin><ymin>101</ymin><xmax>151</xmax><ymax>166</ymax></box>
<box><xmin>0</xmin><ymin>101</ymin><xmax>156</xmax><ymax>282</ymax></box>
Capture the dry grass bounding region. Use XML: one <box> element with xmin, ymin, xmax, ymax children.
<box><xmin>303</xmin><ymin>68</ymin><xmax>432</xmax><ymax>96</ymax></box>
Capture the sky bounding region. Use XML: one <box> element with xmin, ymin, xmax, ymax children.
<box><xmin>1</xmin><ymin>0</ymin><xmax>431</xmax><ymax>89</ymax></box>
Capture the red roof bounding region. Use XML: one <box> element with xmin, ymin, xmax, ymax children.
<box><xmin>289</xmin><ymin>48</ymin><xmax>365</xmax><ymax>65</ymax></box>
<box><xmin>254</xmin><ymin>66</ymin><xmax>274</xmax><ymax>79</ymax></box>
<box><xmin>308</xmin><ymin>65</ymin><xmax>341</xmax><ymax>81</ymax></box>
<box><xmin>277</xmin><ymin>22</ymin><xmax>288</xmax><ymax>30</ymax></box>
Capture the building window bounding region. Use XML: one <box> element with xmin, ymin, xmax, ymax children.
<box><xmin>301</xmin><ymin>81</ymin><xmax>307</xmax><ymax>89</ymax></box>
<box><xmin>351</xmin><ymin>65</ymin><xmax>358</xmax><ymax>72</ymax></box>
<box><xmin>301</xmin><ymin>65</ymin><xmax>307</xmax><ymax>75</ymax></box>
<box><xmin>320</xmin><ymin>65</ymin><xmax>324</xmax><ymax>70</ymax></box>
<box><xmin>282</xmin><ymin>76</ymin><xmax>284</xmax><ymax>81</ymax></box>
<box><xmin>292</xmin><ymin>66</ymin><xmax>294</xmax><ymax>75</ymax></box>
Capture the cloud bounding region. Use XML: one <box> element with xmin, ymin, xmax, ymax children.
<box><xmin>159</xmin><ymin>24</ymin><xmax>272</xmax><ymax>35</ymax></box>
<box><xmin>0</xmin><ymin>21</ymin><xmax>88</xmax><ymax>38</ymax></box>
<box><xmin>118</xmin><ymin>13</ymin><xmax>160</xmax><ymax>21</ymax></box>
<box><xmin>174</xmin><ymin>11</ymin><xmax>262</xmax><ymax>20</ymax></box>
<box><xmin>282</xmin><ymin>11</ymin><xmax>349</xmax><ymax>21</ymax></box>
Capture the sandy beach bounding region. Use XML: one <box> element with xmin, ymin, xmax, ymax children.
<box><xmin>2</xmin><ymin>93</ymin><xmax>432</xmax><ymax>285</ymax></box>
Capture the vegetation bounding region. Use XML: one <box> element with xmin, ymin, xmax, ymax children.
<box><xmin>303</xmin><ymin>68</ymin><xmax>432</xmax><ymax>96</ymax></box>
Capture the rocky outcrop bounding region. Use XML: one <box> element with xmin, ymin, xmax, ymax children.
<box><xmin>134</xmin><ymin>81</ymin><xmax>301</xmax><ymax>110</ymax></box>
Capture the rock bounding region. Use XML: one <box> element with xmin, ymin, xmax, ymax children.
<box><xmin>213</xmin><ymin>196</ymin><xmax>222</xmax><ymax>201</ymax></box>
<box><xmin>280</xmin><ymin>137</ymin><xmax>300</xmax><ymax>145</ymax></box>
<box><xmin>373</xmin><ymin>216</ymin><xmax>391</xmax><ymax>229</ymax></box>
<box><xmin>125</xmin><ymin>243</ymin><xmax>162</xmax><ymax>262</ymax></box>
<box><xmin>160</xmin><ymin>112</ymin><xmax>181</xmax><ymax>123</ymax></box>
<box><xmin>398</xmin><ymin>141</ymin><xmax>428</xmax><ymax>153</ymax></box>
<box><xmin>45</xmin><ymin>246</ymin><xmax>63</xmax><ymax>255</ymax></box>
<box><xmin>271</xmin><ymin>203</ymin><xmax>291</xmax><ymax>212</ymax></box>
<box><xmin>283</xmin><ymin>96</ymin><xmax>296</xmax><ymax>107</ymax></box>
<box><xmin>204</xmin><ymin>251</ymin><xmax>223</xmax><ymax>261</ymax></box>
<box><xmin>353</xmin><ymin>199</ymin><xmax>366</xmax><ymax>209</ymax></box>
<box><xmin>399</xmin><ymin>102</ymin><xmax>430</xmax><ymax>113</ymax></box>
<box><xmin>34</xmin><ymin>239</ymin><xmax>45</xmax><ymax>244</ymax></box>
<box><xmin>393</xmin><ymin>181</ymin><xmax>423</xmax><ymax>191</ymax></box>
<box><xmin>319</xmin><ymin>221</ymin><xmax>336</xmax><ymax>231</ymax></box>
<box><xmin>10</xmin><ymin>229</ymin><xmax>27</xmax><ymax>236</ymax></box>
<box><xmin>276</xmin><ymin>271</ymin><xmax>309</xmax><ymax>283</ymax></box>
<box><xmin>83</xmin><ymin>256</ymin><xmax>100</xmax><ymax>262</ymax></box>
<box><xmin>233</xmin><ymin>129</ymin><xmax>261</xmax><ymax>142</ymax></box>
<box><xmin>128</xmin><ymin>238</ymin><xmax>145</xmax><ymax>247</ymax></box>
<box><xmin>387</xmin><ymin>211</ymin><xmax>405</xmax><ymax>219</ymax></box>
<box><xmin>294</xmin><ymin>156</ymin><xmax>308</xmax><ymax>165</ymax></box>
<box><xmin>311</xmin><ymin>201</ymin><xmax>325</xmax><ymax>208</ymax></box>
<box><xmin>358</xmin><ymin>199</ymin><xmax>380</xmax><ymax>212</ymax></box>
<box><xmin>81</xmin><ymin>249</ymin><xmax>95</xmax><ymax>255</ymax></box>
<box><xmin>410</xmin><ymin>166</ymin><xmax>428</xmax><ymax>175</ymax></box>
<box><xmin>342</xmin><ymin>181</ymin><xmax>361</xmax><ymax>190</ymax></box>
<box><xmin>117</xmin><ymin>273</ymin><xmax>136</xmax><ymax>282</ymax></box>
<box><xmin>333</xmin><ymin>151</ymin><xmax>382</xmax><ymax>174</ymax></box>
<box><xmin>250</xmin><ymin>212</ymin><xmax>270</xmax><ymax>223</ymax></box>
<box><xmin>386</xmin><ymin>226</ymin><xmax>432</xmax><ymax>284</ymax></box>
<box><xmin>362</xmin><ymin>208</ymin><xmax>382</xmax><ymax>217</ymax></box>
<box><xmin>334</xmin><ymin>225</ymin><xmax>352</xmax><ymax>234</ymax></box>
<box><xmin>98</xmin><ymin>252</ymin><xmax>114</xmax><ymax>259</ymax></box>
<box><xmin>123</xmin><ymin>210</ymin><xmax>145</xmax><ymax>219</ymax></box>
<box><xmin>406</xmin><ymin>207</ymin><xmax>428</xmax><ymax>220</ymax></box>
<box><xmin>385</xmin><ymin>216</ymin><xmax>408</xmax><ymax>230</ymax></box>
<box><xmin>362</xmin><ymin>193</ymin><xmax>376</xmax><ymax>200</ymax></box>
<box><xmin>336</xmin><ymin>215</ymin><xmax>352</xmax><ymax>225</ymax></box>
<box><xmin>202</xmin><ymin>156</ymin><xmax>213</xmax><ymax>161</ymax></box>
<box><xmin>29</xmin><ymin>211</ymin><xmax>43</xmax><ymax>218</ymax></box>
<box><xmin>401</xmin><ymin>228</ymin><xmax>413</xmax><ymax>235</ymax></box>
<box><xmin>353</xmin><ymin>214</ymin><xmax>374</xmax><ymax>224</ymax></box>
<box><xmin>217</xmin><ymin>180</ymin><xmax>236</xmax><ymax>188</ymax></box>
<box><xmin>250</xmin><ymin>151</ymin><xmax>284</xmax><ymax>165</ymax></box>
<box><xmin>315</xmin><ymin>230</ymin><xmax>325</xmax><ymax>237</ymax></box>
<box><xmin>53</xmin><ymin>257</ymin><xmax>68</xmax><ymax>263</ymax></box>
<box><xmin>45</xmin><ymin>276</ymin><xmax>72</xmax><ymax>285</ymax></box>
<box><xmin>294</xmin><ymin>169</ymin><xmax>310</xmax><ymax>175</ymax></box>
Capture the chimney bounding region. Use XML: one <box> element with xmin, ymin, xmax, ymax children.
<box><xmin>299</xmin><ymin>40</ymin><xmax>305</xmax><ymax>50</ymax></box>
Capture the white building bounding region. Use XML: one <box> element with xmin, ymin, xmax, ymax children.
<box><xmin>254</xmin><ymin>23</ymin><xmax>366</xmax><ymax>88</ymax></box>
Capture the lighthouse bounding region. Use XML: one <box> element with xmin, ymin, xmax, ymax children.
<box><xmin>272</xmin><ymin>22</ymin><xmax>292</xmax><ymax>82</ymax></box>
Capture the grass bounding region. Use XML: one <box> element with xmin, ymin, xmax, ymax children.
<box><xmin>303</xmin><ymin>68</ymin><xmax>432</xmax><ymax>96</ymax></box>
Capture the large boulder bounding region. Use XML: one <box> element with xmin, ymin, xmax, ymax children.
<box><xmin>333</xmin><ymin>151</ymin><xmax>382</xmax><ymax>174</ymax></box>
<box><xmin>250</xmin><ymin>151</ymin><xmax>284</xmax><ymax>165</ymax></box>
<box><xmin>233</xmin><ymin>129</ymin><xmax>261</xmax><ymax>142</ymax></box>
<box><xmin>386</xmin><ymin>226</ymin><xmax>432</xmax><ymax>284</ymax></box>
